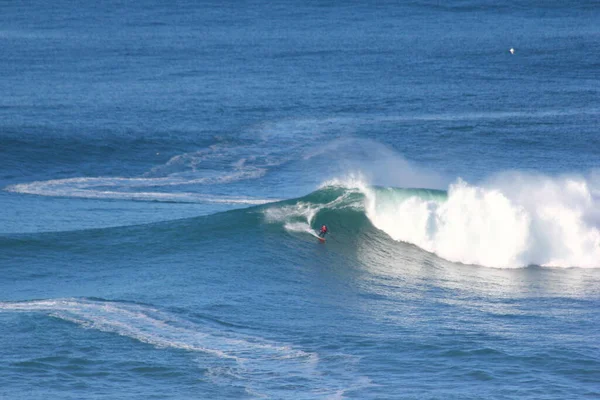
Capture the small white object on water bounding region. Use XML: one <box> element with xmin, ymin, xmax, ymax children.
<box><xmin>509</xmin><ymin>48</ymin><xmax>515</xmax><ymax>55</ymax></box>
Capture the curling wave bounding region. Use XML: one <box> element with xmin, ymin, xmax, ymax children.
<box><xmin>5</xmin><ymin>174</ymin><xmax>599</xmax><ymax>269</ymax></box>
<box><xmin>265</xmin><ymin>175</ymin><xmax>600</xmax><ymax>268</ymax></box>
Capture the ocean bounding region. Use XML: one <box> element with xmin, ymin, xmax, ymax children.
<box><xmin>1</xmin><ymin>1</ymin><xmax>599</xmax><ymax>398</ymax></box>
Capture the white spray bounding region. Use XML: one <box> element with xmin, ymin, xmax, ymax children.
<box><xmin>356</xmin><ymin>175</ymin><xmax>600</xmax><ymax>268</ymax></box>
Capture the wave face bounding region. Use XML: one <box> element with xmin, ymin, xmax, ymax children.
<box><xmin>264</xmin><ymin>176</ymin><xmax>600</xmax><ymax>268</ymax></box>
<box><xmin>4</xmin><ymin>175</ymin><xmax>598</xmax><ymax>270</ymax></box>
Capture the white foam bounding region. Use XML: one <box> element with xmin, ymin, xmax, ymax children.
<box><xmin>0</xmin><ymin>298</ymin><xmax>366</xmax><ymax>396</ymax></box>
<box><xmin>267</xmin><ymin>203</ymin><xmax>323</xmax><ymax>239</ymax></box>
<box><xmin>1</xmin><ymin>300</ymin><xmax>284</xmax><ymax>356</ymax></box>
<box><xmin>3</xmin><ymin>117</ymin><xmax>346</xmax><ymax>202</ymax></box>
<box><xmin>0</xmin><ymin>299</ymin><xmax>314</xmax><ymax>364</ymax></box>
<box><xmin>319</xmin><ymin>173</ymin><xmax>371</xmax><ymax>192</ymax></box>
<box><xmin>358</xmin><ymin>175</ymin><xmax>600</xmax><ymax>268</ymax></box>
<box><xmin>5</xmin><ymin>178</ymin><xmax>275</xmax><ymax>205</ymax></box>
<box><xmin>284</xmin><ymin>222</ymin><xmax>320</xmax><ymax>238</ymax></box>
<box><xmin>265</xmin><ymin>202</ymin><xmax>320</xmax><ymax>225</ymax></box>
<box><xmin>264</xmin><ymin>183</ymin><xmax>361</xmax><ymax>238</ymax></box>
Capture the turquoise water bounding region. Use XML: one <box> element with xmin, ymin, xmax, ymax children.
<box><xmin>1</xmin><ymin>1</ymin><xmax>600</xmax><ymax>398</ymax></box>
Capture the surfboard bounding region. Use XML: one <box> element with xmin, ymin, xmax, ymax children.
<box><xmin>318</xmin><ymin>236</ymin><xmax>326</xmax><ymax>242</ymax></box>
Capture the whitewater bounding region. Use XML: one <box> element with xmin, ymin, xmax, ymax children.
<box><xmin>7</xmin><ymin>160</ymin><xmax>600</xmax><ymax>269</ymax></box>
<box><xmin>261</xmin><ymin>172</ymin><xmax>597</xmax><ymax>269</ymax></box>
<box><xmin>2</xmin><ymin>1</ymin><xmax>600</xmax><ymax>399</ymax></box>
<box><xmin>364</xmin><ymin>175</ymin><xmax>600</xmax><ymax>268</ymax></box>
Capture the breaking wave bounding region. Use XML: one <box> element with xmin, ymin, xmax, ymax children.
<box><xmin>265</xmin><ymin>174</ymin><xmax>600</xmax><ymax>268</ymax></box>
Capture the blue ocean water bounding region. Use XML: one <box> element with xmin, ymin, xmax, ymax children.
<box><xmin>1</xmin><ymin>1</ymin><xmax>600</xmax><ymax>398</ymax></box>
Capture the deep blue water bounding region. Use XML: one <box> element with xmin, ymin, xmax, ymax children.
<box><xmin>1</xmin><ymin>1</ymin><xmax>600</xmax><ymax>398</ymax></box>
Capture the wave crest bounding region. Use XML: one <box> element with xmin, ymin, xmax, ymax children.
<box><xmin>265</xmin><ymin>174</ymin><xmax>600</xmax><ymax>268</ymax></box>
<box><xmin>363</xmin><ymin>176</ymin><xmax>600</xmax><ymax>268</ymax></box>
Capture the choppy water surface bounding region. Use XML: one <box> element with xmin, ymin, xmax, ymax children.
<box><xmin>1</xmin><ymin>1</ymin><xmax>599</xmax><ymax>398</ymax></box>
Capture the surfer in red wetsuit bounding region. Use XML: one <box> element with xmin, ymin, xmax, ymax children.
<box><xmin>319</xmin><ymin>225</ymin><xmax>328</xmax><ymax>238</ymax></box>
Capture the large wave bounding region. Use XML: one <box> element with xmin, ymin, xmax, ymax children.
<box><xmin>365</xmin><ymin>175</ymin><xmax>600</xmax><ymax>268</ymax></box>
<box><xmin>6</xmin><ymin>172</ymin><xmax>598</xmax><ymax>269</ymax></box>
<box><xmin>266</xmin><ymin>175</ymin><xmax>600</xmax><ymax>268</ymax></box>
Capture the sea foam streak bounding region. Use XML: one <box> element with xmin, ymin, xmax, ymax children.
<box><xmin>284</xmin><ymin>222</ymin><xmax>321</xmax><ymax>238</ymax></box>
<box><xmin>4</xmin><ymin>117</ymin><xmax>347</xmax><ymax>203</ymax></box>
<box><xmin>0</xmin><ymin>298</ymin><xmax>365</xmax><ymax>397</ymax></box>
<box><xmin>0</xmin><ymin>298</ymin><xmax>305</xmax><ymax>360</ymax></box>
<box><xmin>5</xmin><ymin>177</ymin><xmax>274</xmax><ymax>205</ymax></box>
<box><xmin>329</xmin><ymin>175</ymin><xmax>600</xmax><ymax>268</ymax></box>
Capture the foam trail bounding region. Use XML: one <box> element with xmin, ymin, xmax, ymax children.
<box><xmin>3</xmin><ymin>117</ymin><xmax>352</xmax><ymax>203</ymax></box>
<box><xmin>284</xmin><ymin>222</ymin><xmax>321</xmax><ymax>238</ymax></box>
<box><xmin>5</xmin><ymin>178</ymin><xmax>275</xmax><ymax>205</ymax></box>
<box><xmin>0</xmin><ymin>298</ymin><xmax>366</xmax><ymax>397</ymax></box>
<box><xmin>265</xmin><ymin>202</ymin><xmax>321</xmax><ymax>230</ymax></box>
<box><xmin>360</xmin><ymin>176</ymin><xmax>600</xmax><ymax>268</ymax></box>
<box><xmin>0</xmin><ymin>299</ymin><xmax>303</xmax><ymax>360</ymax></box>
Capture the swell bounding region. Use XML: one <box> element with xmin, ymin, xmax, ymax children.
<box><xmin>3</xmin><ymin>176</ymin><xmax>599</xmax><ymax>269</ymax></box>
<box><xmin>0</xmin><ymin>206</ymin><xmax>265</xmax><ymax>260</ymax></box>
<box><xmin>266</xmin><ymin>177</ymin><xmax>600</xmax><ymax>268</ymax></box>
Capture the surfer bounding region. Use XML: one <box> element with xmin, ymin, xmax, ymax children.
<box><xmin>318</xmin><ymin>225</ymin><xmax>328</xmax><ymax>238</ymax></box>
